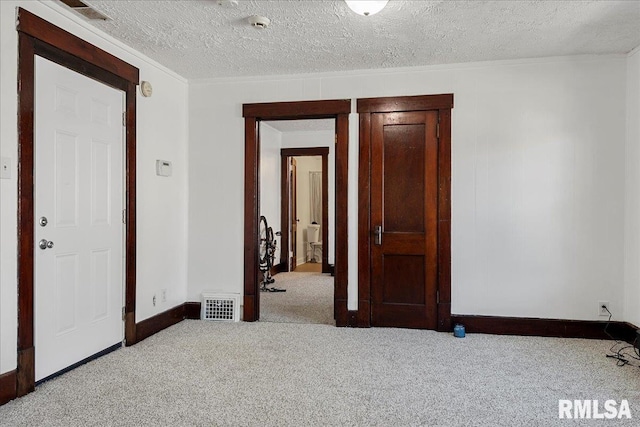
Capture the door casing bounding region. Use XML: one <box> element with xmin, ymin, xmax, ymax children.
<box><xmin>16</xmin><ymin>8</ymin><xmax>139</xmax><ymax>397</ymax></box>
<box><xmin>357</xmin><ymin>95</ymin><xmax>454</xmax><ymax>330</ymax></box>
<box><xmin>280</xmin><ymin>147</ymin><xmax>330</xmax><ymax>274</ymax></box>
<box><xmin>242</xmin><ymin>100</ymin><xmax>350</xmax><ymax>324</ymax></box>
<box><xmin>290</xmin><ymin>157</ymin><xmax>298</xmax><ymax>270</ymax></box>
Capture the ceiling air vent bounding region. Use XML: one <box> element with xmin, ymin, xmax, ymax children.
<box><xmin>59</xmin><ymin>0</ymin><xmax>111</xmax><ymax>21</ymax></box>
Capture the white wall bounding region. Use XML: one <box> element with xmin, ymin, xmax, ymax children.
<box><xmin>188</xmin><ymin>55</ymin><xmax>630</xmax><ymax>322</ymax></box>
<box><xmin>294</xmin><ymin>156</ymin><xmax>322</xmax><ymax>265</ymax></box>
<box><xmin>281</xmin><ymin>130</ymin><xmax>336</xmax><ymax>265</ymax></box>
<box><xmin>624</xmin><ymin>47</ymin><xmax>640</xmax><ymax>327</ymax></box>
<box><xmin>0</xmin><ymin>0</ymin><xmax>189</xmax><ymax>374</ymax></box>
<box><xmin>259</xmin><ymin>123</ymin><xmax>282</xmax><ymax>264</ymax></box>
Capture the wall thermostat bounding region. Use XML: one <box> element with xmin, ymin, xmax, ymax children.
<box><xmin>156</xmin><ymin>160</ymin><xmax>172</xmax><ymax>177</ymax></box>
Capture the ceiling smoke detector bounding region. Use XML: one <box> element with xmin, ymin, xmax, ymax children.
<box><xmin>248</xmin><ymin>15</ymin><xmax>270</xmax><ymax>29</ymax></box>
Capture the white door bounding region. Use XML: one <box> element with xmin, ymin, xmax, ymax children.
<box><xmin>34</xmin><ymin>56</ymin><xmax>125</xmax><ymax>381</ymax></box>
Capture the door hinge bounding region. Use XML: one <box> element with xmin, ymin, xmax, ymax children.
<box><xmin>437</xmin><ymin>290</ymin><xmax>440</xmax><ymax>304</ymax></box>
<box><xmin>122</xmin><ymin>209</ymin><xmax>126</xmax><ymax>224</ymax></box>
<box><xmin>122</xmin><ymin>306</ymin><xmax>126</xmax><ymax>321</ymax></box>
<box><xmin>335</xmin><ymin>134</ymin><xmax>338</xmax><ymax>144</ymax></box>
<box><xmin>122</xmin><ymin>112</ymin><xmax>126</xmax><ymax>126</ymax></box>
<box><xmin>436</xmin><ymin>123</ymin><xmax>440</xmax><ymax>139</ymax></box>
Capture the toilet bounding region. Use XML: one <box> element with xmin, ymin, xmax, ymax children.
<box><xmin>306</xmin><ymin>224</ymin><xmax>322</xmax><ymax>263</ymax></box>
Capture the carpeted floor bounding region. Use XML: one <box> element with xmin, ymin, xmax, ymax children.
<box><xmin>293</xmin><ymin>262</ymin><xmax>322</xmax><ymax>273</ymax></box>
<box><xmin>1</xmin><ymin>321</ymin><xmax>638</xmax><ymax>426</ymax></box>
<box><xmin>260</xmin><ymin>271</ymin><xmax>334</xmax><ymax>325</ymax></box>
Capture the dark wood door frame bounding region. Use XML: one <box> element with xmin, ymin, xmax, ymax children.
<box><xmin>288</xmin><ymin>157</ymin><xmax>298</xmax><ymax>271</ymax></box>
<box><xmin>280</xmin><ymin>147</ymin><xmax>330</xmax><ymax>274</ymax></box>
<box><xmin>357</xmin><ymin>94</ymin><xmax>453</xmax><ymax>330</ymax></box>
<box><xmin>15</xmin><ymin>9</ymin><xmax>139</xmax><ymax>397</ymax></box>
<box><xmin>243</xmin><ymin>100</ymin><xmax>350</xmax><ymax>324</ymax></box>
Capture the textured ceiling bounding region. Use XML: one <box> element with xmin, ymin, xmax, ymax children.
<box><xmin>78</xmin><ymin>0</ymin><xmax>640</xmax><ymax>80</ymax></box>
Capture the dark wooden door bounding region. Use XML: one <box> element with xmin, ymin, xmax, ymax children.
<box><xmin>370</xmin><ymin>111</ymin><xmax>439</xmax><ymax>329</ymax></box>
<box><xmin>290</xmin><ymin>158</ymin><xmax>297</xmax><ymax>271</ymax></box>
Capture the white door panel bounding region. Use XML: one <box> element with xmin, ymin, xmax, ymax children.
<box><xmin>35</xmin><ymin>56</ymin><xmax>124</xmax><ymax>381</ymax></box>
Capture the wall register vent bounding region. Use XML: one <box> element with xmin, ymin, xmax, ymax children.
<box><xmin>201</xmin><ymin>293</ymin><xmax>240</xmax><ymax>322</ymax></box>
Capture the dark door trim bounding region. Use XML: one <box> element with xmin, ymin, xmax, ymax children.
<box><xmin>15</xmin><ymin>8</ymin><xmax>139</xmax><ymax>397</ymax></box>
<box><xmin>357</xmin><ymin>94</ymin><xmax>453</xmax><ymax>330</ymax></box>
<box><xmin>280</xmin><ymin>147</ymin><xmax>330</xmax><ymax>273</ymax></box>
<box><xmin>242</xmin><ymin>100</ymin><xmax>351</xmax><ymax>325</ymax></box>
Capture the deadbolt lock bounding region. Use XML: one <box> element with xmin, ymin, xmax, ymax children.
<box><xmin>39</xmin><ymin>216</ymin><xmax>48</xmax><ymax>227</ymax></box>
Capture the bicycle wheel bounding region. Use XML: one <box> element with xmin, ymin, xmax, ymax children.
<box><xmin>266</xmin><ymin>226</ymin><xmax>275</xmax><ymax>269</ymax></box>
<box><xmin>258</xmin><ymin>216</ymin><xmax>269</xmax><ymax>271</ymax></box>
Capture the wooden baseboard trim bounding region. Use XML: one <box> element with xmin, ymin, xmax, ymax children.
<box><xmin>270</xmin><ymin>262</ymin><xmax>286</xmax><ymax>276</ymax></box>
<box><xmin>611</xmin><ymin>322</ymin><xmax>639</xmax><ymax>344</ymax></box>
<box><xmin>335</xmin><ymin>299</ymin><xmax>348</xmax><ymax>326</ymax></box>
<box><xmin>347</xmin><ymin>310</ymin><xmax>359</xmax><ymax>327</ymax></box>
<box><xmin>0</xmin><ymin>370</ymin><xmax>17</xmax><ymax>406</ymax></box>
<box><xmin>135</xmin><ymin>304</ymin><xmax>186</xmax><ymax>342</ymax></box>
<box><xmin>451</xmin><ymin>315</ymin><xmax>639</xmax><ymax>343</ymax></box>
<box><xmin>16</xmin><ymin>347</ymin><xmax>34</xmax><ymax>397</ymax></box>
<box><xmin>437</xmin><ymin>302</ymin><xmax>452</xmax><ymax>332</ymax></box>
<box><xmin>125</xmin><ymin>312</ymin><xmax>136</xmax><ymax>346</ymax></box>
<box><xmin>356</xmin><ymin>300</ymin><xmax>371</xmax><ymax>327</ymax></box>
<box><xmin>185</xmin><ymin>302</ymin><xmax>201</xmax><ymax>319</ymax></box>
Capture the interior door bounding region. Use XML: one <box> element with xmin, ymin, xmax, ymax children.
<box><xmin>34</xmin><ymin>56</ymin><xmax>125</xmax><ymax>381</ymax></box>
<box><xmin>370</xmin><ymin>111</ymin><xmax>439</xmax><ymax>329</ymax></box>
<box><xmin>290</xmin><ymin>158</ymin><xmax>297</xmax><ymax>270</ymax></box>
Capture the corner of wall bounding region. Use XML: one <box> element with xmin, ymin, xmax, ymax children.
<box><xmin>623</xmin><ymin>45</ymin><xmax>640</xmax><ymax>327</ymax></box>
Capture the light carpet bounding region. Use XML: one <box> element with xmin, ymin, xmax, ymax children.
<box><xmin>260</xmin><ymin>271</ymin><xmax>334</xmax><ymax>325</ymax></box>
<box><xmin>1</xmin><ymin>321</ymin><xmax>638</xmax><ymax>426</ymax></box>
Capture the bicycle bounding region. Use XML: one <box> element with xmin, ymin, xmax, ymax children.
<box><xmin>258</xmin><ymin>215</ymin><xmax>286</xmax><ymax>292</ymax></box>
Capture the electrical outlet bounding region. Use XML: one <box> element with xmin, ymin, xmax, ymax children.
<box><xmin>152</xmin><ymin>294</ymin><xmax>156</xmax><ymax>307</ymax></box>
<box><xmin>161</xmin><ymin>289</ymin><xmax>167</xmax><ymax>303</ymax></box>
<box><xmin>598</xmin><ymin>301</ymin><xmax>610</xmax><ymax>317</ymax></box>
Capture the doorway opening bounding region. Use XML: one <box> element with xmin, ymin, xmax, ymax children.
<box><xmin>242</xmin><ymin>100</ymin><xmax>351</xmax><ymax>325</ymax></box>
<box><xmin>259</xmin><ymin>120</ymin><xmax>332</xmax><ymax>324</ymax></box>
<box><xmin>287</xmin><ymin>154</ymin><xmax>325</xmax><ymax>273</ymax></box>
<box><xmin>279</xmin><ymin>146</ymin><xmax>330</xmax><ymax>275</ymax></box>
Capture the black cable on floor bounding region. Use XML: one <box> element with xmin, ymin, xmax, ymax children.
<box><xmin>603</xmin><ymin>307</ymin><xmax>640</xmax><ymax>368</ymax></box>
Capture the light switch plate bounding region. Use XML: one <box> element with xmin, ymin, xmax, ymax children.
<box><xmin>1</xmin><ymin>157</ymin><xmax>10</xmax><ymax>179</ymax></box>
<box><xmin>155</xmin><ymin>159</ymin><xmax>172</xmax><ymax>177</ymax></box>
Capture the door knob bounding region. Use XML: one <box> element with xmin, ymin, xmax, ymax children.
<box><xmin>39</xmin><ymin>239</ymin><xmax>54</xmax><ymax>250</ymax></box>
<box><xmin>374</xmin><ymin>225</ymin><xmax>382</xmax><ymax>245</ymax></box>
